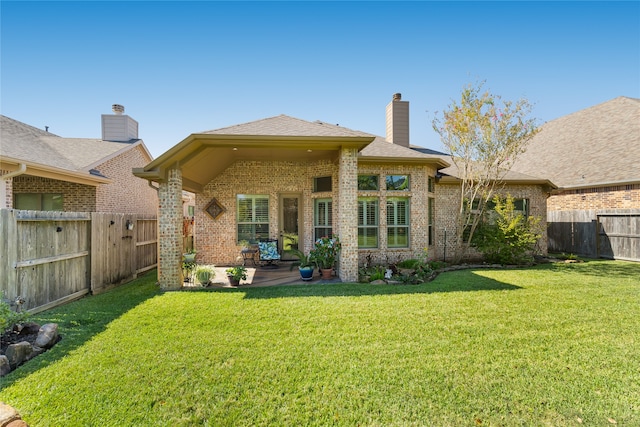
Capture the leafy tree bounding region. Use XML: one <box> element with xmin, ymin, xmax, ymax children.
<box><xmin>472</xmin><ymin>194</ymin><xmax>543</xmax><ymax>265</ymax></box>
<box><xmin>432</xmin><ymin>81</ymin><xmax>539</xmax><ymax>262</ymax></box>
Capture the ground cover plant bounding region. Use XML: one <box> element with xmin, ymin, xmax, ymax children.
<box><xmin>1</xmin><ymin>262</ymin><xmax>639</xmax><ymax>426</ymax></box>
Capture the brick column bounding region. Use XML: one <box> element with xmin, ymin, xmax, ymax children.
<box><xmin>337</xmin><ymin>147</ymin><xmax>358</xmax><ymax>282</ymax></box>
<box><xmin>158</xmin><ymin>167</ymin><xmax>183</xmax><ymax>290</ymax></box>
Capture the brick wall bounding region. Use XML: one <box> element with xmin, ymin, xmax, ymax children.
<box><xmin>95</xmin><ymin>145</ymin><xmax>158</xmax><ymax>215</ymax></box>
<box><xmin>434</xmin><ymin>183</ymin><xmax>549</xmax><ymax>261</ymax></box>
<box><xmin>549</xmin><ymin>184</ymin><xmax>640</xmax><ymax>211</ymax></box>
<box><xmin>11</xmin><ymin>175</ymin><xmax>97</xmax><ymax>211</ymax></box>
<box><xmin>157</xmin><ymin>167</ymin><xmax>183</xmax><ymax>290</ymax></box>
<box><xmin>194</xmin><ymin>158</ymin><xmax>439</xmax><ymax>273</ymax></box>
<box><xmin>0</xmin><ymin>170</ymin><xmax>12</xmax><ymax>208</ymax></box>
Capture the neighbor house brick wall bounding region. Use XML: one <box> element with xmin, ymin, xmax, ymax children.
<box><xmin>95</xmin><ymin>145</ymin><xmax>158</xmax><ymax>215</ymax></box>
<box><xmin>434</xmin><ymin>183</ymin><xmax>549</xmax><ymax>261</ymax></box>
<box><xmin>11</xmin><ymin>176</ymin><xmax>96</xmax><ymax>211</ymax></box>
<box><xmin>0</xmin><ymin>170</ymin><xmax>13</xmax><ymax>208</ymax></box>
<box><xmin>548</xmin><ymin>184</ymin><xmax>640</xmax><ymax>211</ymax></box>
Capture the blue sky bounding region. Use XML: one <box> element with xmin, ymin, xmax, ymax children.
<box><xmin>1</xmin><ymin>1</ymin><xmax>638</xmax><ymax>158</ymax></box>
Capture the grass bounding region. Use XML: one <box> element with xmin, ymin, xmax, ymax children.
<box><xmin>1</xmin><ymin>261</ymin><xmax>639</xmax><ymax>426</ymax></box>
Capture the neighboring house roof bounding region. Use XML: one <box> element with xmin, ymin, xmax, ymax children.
<box><xmin>1</xmin><ymin>115</ymin><xmax>151</xmax><ymax>185</ymax></box>
<box><xmin>411</xmin><ymin>147</ymin><xmax>556</xmax><ymax>188</ymax></box>
<box><xmin>511</xmin><ymin>96</ymin><xmax>640</xmax><ymax>189</ymax></box>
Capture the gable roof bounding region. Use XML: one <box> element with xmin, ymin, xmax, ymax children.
<box><xmin>511</xmin><ymin>96</ymin><xmax>640</xmax><ymax>189</ymax></box>
<box><xmin>136</xmin><ymin>114</ymin><xmax>449</xmax><ymax>192</ymax></box>
<box><xmin>203</xmin><ymin>114</ymin><xmax>373</xmax><ymax>138</ymax></box>
<box><xmin>1</xmin><ymin>115</ymin><xmax>151</xmax><ymax>185</ymax></box>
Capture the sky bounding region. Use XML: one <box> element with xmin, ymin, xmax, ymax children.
<box><xmin>1</xmin><ymin>1</ymin><xmax>639</xmax><ymax>158</ymax></box>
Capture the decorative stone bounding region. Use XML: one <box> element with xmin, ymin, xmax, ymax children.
<box><xmin>35</xmin><ymin>323</ymin><xmax>58</xmax><ymax>349</ymax></box>
<box><xmin>0</xmin><ymin>356</ymin><xmax>10</xmax><ymax>377</ymax></box>
<box><xmin>370</xmin><ymin>279</ymin><xmax>386</xmax><ymax>285</ymax></box>
<box><xmin>5</xmin><ymin>342</ymin><xmax>33</xmax><ymax>369</ymax></box>
<box><xmin>17</xmin><ymin>322</ymin><xmax>40</xmax><ymax>336</ymax></box>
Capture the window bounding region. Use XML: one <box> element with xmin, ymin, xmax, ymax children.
<box><xmin>14</xmin><ymin>193</ymin><xmax>63</xmax><ymax>211</ymax></box>
<box><xmin>428</xmin><ymin>176</ymin><xmax>435</xmax><ymax>193</ymax></box>
<box><xmin>386</xmin><ymin>175</ymin><xmax>409</xmax><ymax>191</ymax></box>
<box><xmin>313</xmin><ymin>176</ymin><xmax>332</xmax><ymax>192</ymax></box>
<box><xmin>358</xmin><ymin>198</ymin><xmax>378</xmax><ymax>248</ymax></box>
<box><xmin>428</xmin><ymin>197</ymin><xmax>435</xmax><ymax>246</ymax></box>
<box><xmin>387</xmin><ymin>198</ymin><xmax>409</xmax><ymax>248</ymax></box>
<box><xmin>237</xmin><ymin>195</ymin><xmax>269</xmax><ymax>242</ymax></box>
<box><xmin>358</xmin><ymin>175</ymin><xmax>379</xmax><ymax>190</ymax></box>
<box><xmin>314</xmin><ymin>198</ymin><xmax>333</xmax><ymax>241</ymax></box>
<box><xmin>187</xmin><ymin>206</ymin><xmax>195</xmax><ymax>217</ymax></box>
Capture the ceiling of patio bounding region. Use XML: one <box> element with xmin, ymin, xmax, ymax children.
<box><xmin>138</xmin><ymin>134</ymin><xmax>374</xmax><ymax>193</ymax></box>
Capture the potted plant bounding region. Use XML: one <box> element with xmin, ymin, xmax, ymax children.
<box><xmin>182</xmin><ymin>259</ymin><xmax>197</xmax><ymax>283</ymax></box>
<box><xmin>310</xmin><ymin>236</ymin><xmax>341</xmax><ymax>279</ymax></box>
<box><xmin>183</xmin><ymin>248</ymin><xmax>197</xmax><ymax>263</ymax></box>
<box><xmin>195</xmin><ymin>265</ymin><xmax>216</xmax><ymax>287</ymax></box>
<box><xmin>285</xmin><ymin>248</ymin><xmax>315</xmax><ymax>281</ymax></box>
<box><xmin>225</xmin><ymin>265</ymin><xmax>247</xmax><ymax>286</ymax></box>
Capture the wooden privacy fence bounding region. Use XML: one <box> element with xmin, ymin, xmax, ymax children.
<box><xmin>0</xmin><ymin>209</ymin><xmax>157</xmax><ymax>312</ymax></box>
<box><xmin>547</xmin><ymin>209</ymin><xmax>640</xmax><ymax>262</ymax></box>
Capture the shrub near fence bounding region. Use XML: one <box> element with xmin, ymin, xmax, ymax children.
<box><xmin>0</xmin><ymin>209</ymin><xmax>157</xmax><ymax>313</ymax></box>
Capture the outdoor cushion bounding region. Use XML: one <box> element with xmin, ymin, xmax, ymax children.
<box><xmin>258</xmin><ymin>240</ymin><xmax>281</xmax><ymax>261</ymax></box>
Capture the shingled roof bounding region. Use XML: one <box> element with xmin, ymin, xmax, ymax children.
<box><xmin>511</xmin><ymin>96</ymin><xmax>640</xmax><ymax>189</ymax></box>
<box><xmin>1</xmin><ymin>115</ymin><xmax>143</xmax><ymax>176</ymax></box>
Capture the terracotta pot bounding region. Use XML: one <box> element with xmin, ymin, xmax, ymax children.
<box><xmin>320</xmin><ymin>268</ymin><xmax>333</xmax><ymax>280</ymax></box>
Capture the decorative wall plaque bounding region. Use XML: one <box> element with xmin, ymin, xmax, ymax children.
<box><xmin>205</xmin><ymin>197</ymin><xmax>226</xmax><ymax>220</ymax></box>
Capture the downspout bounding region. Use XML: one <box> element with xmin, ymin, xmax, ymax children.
<box><xmin>0</xmin><ymin>163</ymin><xmax>27</xmax><ymax>208</ymax></box>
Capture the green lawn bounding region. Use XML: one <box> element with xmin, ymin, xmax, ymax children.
<box><xmin>2</xmin><ymin>260</ymin><xmax>639</xmax><ymax>426</ymax></box>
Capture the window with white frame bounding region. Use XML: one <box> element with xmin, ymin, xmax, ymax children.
<box><xmin>314</xmin><ymin>198</ymin><xmax>333</xmax><ymax>240</ymax></box>
<box><xmin>358</xmin><ymin>197</ymin><xmax>378</xmax><ymax>248</ymax></box>
<box><xmin>387</xmin><ymin>197</ymin><xmax>409</xmax><ymax>248</ymax></box>
<box><xmin>237</xmin><ymin>195</ymin><xmax>269</xmax><ymax>242</ymax></box>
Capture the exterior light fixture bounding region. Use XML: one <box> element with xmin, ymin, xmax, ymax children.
<box><xmin>126</xmin><ymin>220</ymin><xmax>134</xmax><ymax>230</ymax></box>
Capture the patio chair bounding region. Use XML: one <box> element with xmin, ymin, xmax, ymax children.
<box><xmin>258</xmin><ymin>239</ymin><xmax>281</xmax><ymax>268</ymax></box>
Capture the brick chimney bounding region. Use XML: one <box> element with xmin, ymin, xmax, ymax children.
<box><xmin>101</xmin><ymin>104</ymin><xmax>139</xmax><ymax>142</ymax></box>
<box><xmin>385</xmin><ymin>93</ymin><xmax>409</xmax><ymax>148</ymax></box>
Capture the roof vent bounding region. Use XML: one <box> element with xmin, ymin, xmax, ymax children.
<box><xmin>393</xmin><ymin>93</ymin><xmax>402</xmax><ymax>101</ymax></box>
<box><xmin>112</xmin><ymin>104</ymin><xmax>125</xmax><ymax>115</ymax></box>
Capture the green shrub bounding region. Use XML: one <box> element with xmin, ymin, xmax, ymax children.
<box><xmin>1</xmin><ymin>293</ymin><xmax>30</xmax><ymax>332</ymax></box>
<box><xmin>472</xmin><ymin>194</ymin><xmax>543</xmax><ymax>265</ymax></box>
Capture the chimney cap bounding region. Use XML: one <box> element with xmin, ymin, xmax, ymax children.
<box><xmin>393</xmin><ymin>93</ymin><xmax>402</xmax><ymax>101</ymax></box>
<box><xmin>112</xmin><ymin>104</ymin><xmax>125</xmax><ymax>114</ymax></box>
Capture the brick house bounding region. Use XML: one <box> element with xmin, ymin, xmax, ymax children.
<box><xmin>511</xmin><ymin>96</ymin><xmax>640</xmax><ymax>260</ymax></box>
<box><xmin>0</xmin><ymin>105</ymin><xmax>157</xmax><ymax>215</ymax></box>
<box><xmin>135</xmin><ymin>94</ymin><xmax>553</xmax><ymax>288</ymax></box>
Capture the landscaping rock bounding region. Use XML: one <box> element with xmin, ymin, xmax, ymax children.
<box><xmin>370</xmin><ymin>279</ymin><xmax>386</xmax><ymax>285</ymax></box>
<box><xmin>5</xmin><ymin>342</ymin><xmax>33</xmax><ymax>369</ymax></box>
<box><xmin>0</xmin><ymin>356</ymin><xmax>9</xmax><ymax>377</ymax></box>
<box><xmin>35</xmin><ymin>324</ymin><xmax>58</xmax><ymax>349</ymax></box>
<box><xmin>16</xmin><ymin>322</ymin><xmax>40</xmax><ymax>336</ymax></box>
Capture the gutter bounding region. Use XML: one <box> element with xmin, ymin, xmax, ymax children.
<box><xmin>1</xmin><ymin>163</ymin><xmax>27</xmax><ymax>181</ymax></box>
<box><xmin>0</xmin><ymin>163</ymin><xmax>27</xmax><ymax>208</ymax></box>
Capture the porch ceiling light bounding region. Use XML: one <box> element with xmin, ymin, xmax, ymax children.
<box><xmin>232</xmin><ymin>147</ymin><xmax>238</xmax><ymax>151</ymax></box>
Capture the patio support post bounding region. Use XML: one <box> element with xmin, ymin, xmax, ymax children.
<box><xmin>338</xmin><ymin>147</ymin><xmax>358</xmax><ymax>282</ymax></box>
<box><xmin>157</xmin><ymin>166</ymin><xmax>183</xmax><ymax>290</ymax></box>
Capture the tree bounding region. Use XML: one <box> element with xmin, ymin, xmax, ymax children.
<box><xmin>432</xmin><ymin>81</ymin><xmax>539</xmax><ymax>262</ymax></box>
